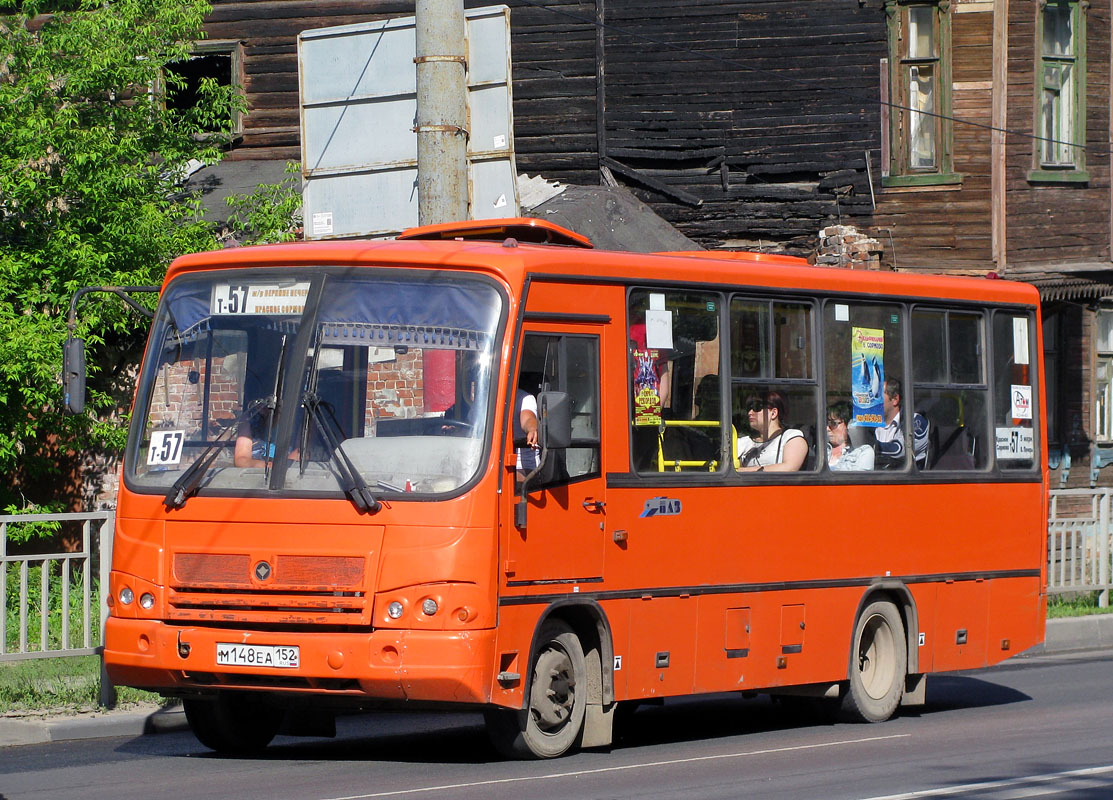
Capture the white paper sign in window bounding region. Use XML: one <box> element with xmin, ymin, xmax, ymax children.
<box><xmin>147</xmin><ymin>430</ymin><xmax>185</xmax><ymax>467</ymax></box>
<box><xmin>1011</xmin><ymin>384</ymin><xmax>1033</xmax><ymax>420</ymax></box>
<box><xmin>645</xmin><ymin>308</ymin><xmax>673</xmax><ymax>350</ymax></box>
<box><xmin>210</xmin><ymin>282</ymin><xmax>311</xmax><ymax>316</ymax></box>
<box><xmin>1013</xmin><ymin>317</ymin><xmax>1030</xmax><ymax>365</ymax></box>
<box><xmin>995</xmin><ymin>427</ymin><xmax>1034</xmax><ymax>459</ymax></box>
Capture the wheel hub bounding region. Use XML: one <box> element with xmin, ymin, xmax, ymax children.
<box><xmin>530</xmin><ymin>646</ymin><xmax>576</xmax><ymax>732</ymax></box>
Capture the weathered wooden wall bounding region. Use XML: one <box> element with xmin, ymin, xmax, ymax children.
<box><xmin>1005</xmin><ymin>0</ymin><xmax>1111</xmax><ymax>268</ymax></box>
<box><xmin>203</xmin><ymin>0</ymin><xmax>890</xmax><ymax>252</ymax></box>
<box><xmin>600</xmin><ymin>0</ymin><xmax>884</xmax><ymax>252</ymax></box>
<box><xmin>202</xmin><ymin>0</ymin><xmax>1112</xmax><ymax>263</ymax></box>
<box><xmin>871</xmin><ymin>5</ymin><xmax>994</xmax><ymax>272</ymax></box>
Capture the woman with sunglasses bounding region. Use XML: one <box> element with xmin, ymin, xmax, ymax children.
<box><xmin>826</xmin><ymin>400</ymin><xmax>875</xmax><ymax>471</ymax></box>
<box><xmin>736</xmin><ymin>390</ymin><xmax>807</xmax><ymax>472</ymax></box>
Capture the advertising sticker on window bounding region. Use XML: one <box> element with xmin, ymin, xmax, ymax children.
<box><xmin>851</xmin><ymin>327</ymin><xmax>885</xmax><ymax>427</ymax></box>
<box><xmin>633</xmin><ymin>350</ymin><xmax>663</xmax><ymax>426</ymax></box>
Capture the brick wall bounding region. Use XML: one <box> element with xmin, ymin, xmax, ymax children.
<box><xmin>813</xmin><ymin>225</ymin><xmax>885</xmax><ymax>270</ymax></box>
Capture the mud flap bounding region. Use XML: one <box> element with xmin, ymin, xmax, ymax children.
<box><xmin>901</xmin><ymin>673</ymin><xmax>926</xmax><ymax>706</ymax></box>
<box><xmin>581</xmin><ymin>701</ymin><xmax>614</xmax><ymax>748</ymax></box>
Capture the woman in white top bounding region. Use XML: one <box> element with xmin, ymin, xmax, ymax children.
<box><xmin>826</xmin><ymin>400</ymin><xmax>875</xmax><ymax>471</ymax></box>
<box><xmin>736</xmin><ymin>390</ymin><xmax>807</xmax><ymax>472</ymax></box>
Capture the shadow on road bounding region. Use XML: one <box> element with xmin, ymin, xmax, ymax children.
<box><xmin>115</xmin><ymin>674</ymin><xmax>1030</xmax><ymax>763</ymax></box>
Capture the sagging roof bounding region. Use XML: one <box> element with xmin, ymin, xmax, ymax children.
<box><xmin>1006</xmin><ymin>266</ymin><xmax>1113</xmax><ymax>302</ymax></box>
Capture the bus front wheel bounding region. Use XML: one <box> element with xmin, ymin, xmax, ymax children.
<box><xmin>485</xmin><ymin>619</ymin><xmax>587</xmax><ymax>759</ymax></box>
<box><xmin>841</xmin><ymin>600</ymin><xmax>906</xmax><ymax>723</ymax></box>
<box><xmin>183</xmin><ymin>691</ymin><xmax>284</xmax><ymax>755</ymax></box>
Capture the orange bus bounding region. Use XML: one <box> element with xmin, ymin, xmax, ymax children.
<box><xmin>102</xmin><ymin>218</ymin><xmax>1046</xmax><ymax>758</ymax></box>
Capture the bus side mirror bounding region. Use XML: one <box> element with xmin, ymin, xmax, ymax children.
<box><xmin>516</xmin><ymin>391</ymin><xmax>572</xmax><ymax>530</ymax></box>
<box><xmin>63</xmin><ymin>337</ymin><xmax>86</xmax><ymax>415</ymax></box>
<box><xmin>537</xmin><ymin>391</ymin><xmax>571</xmax><ymax>450</ymax></box>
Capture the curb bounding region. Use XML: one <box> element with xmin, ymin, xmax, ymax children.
<box><xmin>0</xmin><ymin>702</ymin><xmax>186</xmax><ymax>748</ymax></box>
<box><xmin>3</xmin><ymin>616</ymin><xmax>1112</xmax><ymax>747</ymax></box>
<box><xmin>1027</xmin><ymin>614</ymin><xmax>1113</xmax><ymax>655</ymax></box>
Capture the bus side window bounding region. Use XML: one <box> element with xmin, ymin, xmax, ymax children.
<box><xmin>912</xmin><ymin>309</ymin><xmax>990</xmax><ymax>471</ymax></box>
<box><xmin>992</xmin><ymin>311</ymin><xmax>1038</xmax><ymax>469</ymax></box>
<box><xmin>822</xmin><ymin>302</ymin><xmax>904</xmax><ymax>472</ymax></box>
<box><xmin>730</xmin><ymin>297</ymin><xmax>818</xmax><ymax>473</ymax></box>
<box><xmin>519</xmin><ymin>333</ymin><xmax>601</xmax><ymax>489</ymax></box>
<box><xmin>629</xmin><ymin>289</ymin><xmax>723</xmax><ymax>474</ymax></box>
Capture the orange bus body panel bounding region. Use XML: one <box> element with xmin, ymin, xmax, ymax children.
<box><xmin>106</xmin><ymin>228</ymin><xmax>1046</xmax><ymax>734</ymax></box>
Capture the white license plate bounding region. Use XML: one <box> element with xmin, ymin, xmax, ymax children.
<box><xmin>215</xmin><ymin>643</ymin><xmax>300</xmax><ymax>669</ymax></box>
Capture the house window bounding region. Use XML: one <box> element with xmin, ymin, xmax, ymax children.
<box><xmin>1095</xmin><ymin>310</ymin><xmax>1113</xmax><ymax>441</ymax></box>
<box><xmin>1030</xmin><ymin>1</ymin><xmax>1087</xmax><ymax>183</ymax></box>
<box><xmin>883</xmin><ymin>1</ymin><xmax>959</xmax><ymax>187</ymax></box>
<box><xmin>1043</xmin><ymin>311</ymin><xmax>1060</xmax><ymax>446</ymax></box>
<box><xmin>163</xmin><ymin>40</ymin><xmax>243</xmax><ymax>136</ymax></box>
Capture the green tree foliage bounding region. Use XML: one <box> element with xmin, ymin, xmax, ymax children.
<box><xmin>0</xmin><ymin>0</ymin><xmax>281</xmax><ymax>506</ymax></box>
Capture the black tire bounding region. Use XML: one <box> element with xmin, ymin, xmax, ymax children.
<box><xmin>485</xmin><ymin>620</ymin><xmax>587</xmax><ymax>759</ymax></box>
<box><xmin>841</xmin><ymin>600</ymin><xmax>906</xmax><ymax>723</ymax></box>
<box><xmin>183</xmin><ymin>692</ymin><xmax>284</xmax><ymax>755</ymax></box>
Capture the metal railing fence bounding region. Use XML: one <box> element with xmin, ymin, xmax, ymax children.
<box><xmin>1048</xmin><ymin>489</ymin><xmax>1112</xmax><ymax>606</ymax></box>
<box><xmin>0</xmin><ymin>511</ymin><xmax>114</xmax><ymax>704</ymax></box>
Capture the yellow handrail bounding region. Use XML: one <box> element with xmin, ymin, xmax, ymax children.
<box><xmin>656</xmin><ymin>421</ymin><xmax>739</xmax><ymax>472</ymax></box>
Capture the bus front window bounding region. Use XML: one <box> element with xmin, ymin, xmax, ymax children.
<box><xmin>128</xmin><ymin>270</ymin><xmax>504</xmax><ymax>499</ymax></box>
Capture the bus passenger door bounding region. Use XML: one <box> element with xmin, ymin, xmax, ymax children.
<box><xmin>506</xmin><ymin>330</ymin><xmax>606</xmax><ymax>584</ymax></box>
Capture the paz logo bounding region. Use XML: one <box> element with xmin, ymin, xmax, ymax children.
<box><xmin>641</xmin><ymin>496</ymin><xmax>683</xmax><ymax>518</ymax></box>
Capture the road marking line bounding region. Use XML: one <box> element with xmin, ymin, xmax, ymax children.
<box><xmin>320</xmin><ymin>733</ymin><xmax>911</xmax><ymax>800</ymax></box>
<box><xmin>857</xmin><ymin>764</ymin><xmax>1113</xmax><ymax>799</ymax></box>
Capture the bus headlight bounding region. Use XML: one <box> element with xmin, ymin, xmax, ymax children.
<box><xmin>119</xmin><ymin>587</ymin><xmax>134</xmax><ymax>606</ymax></box>
<box><xmin>421</xmin><ymin>598</ymin><xmax>439</xmax><ymax>616</ymax></box>
<box><xmin>139</xmin><ymin>592</ymin><xmax>155</xmax><ymax>610</ymax></box>
<box><xmin>387</xmin><ymin>601</ymin><xmax>404</xmax><ymax>619</ymax></box>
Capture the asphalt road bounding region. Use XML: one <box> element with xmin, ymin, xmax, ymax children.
<box><xmin>2</xmin><ymin>650</ymin><xmax>1111</xmax><ymax>800</ymax></box>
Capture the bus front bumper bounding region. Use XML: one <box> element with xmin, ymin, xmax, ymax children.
<box><xmin>104</xmin><ymin>617</ymin><xmax>497</xmax><ymax>704</ymax></box>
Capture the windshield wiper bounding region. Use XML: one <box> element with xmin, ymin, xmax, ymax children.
<box><xmin>163</xmin><ymin>396</ymin><xmax>271</xmax><ymax>510</ymax></box>
<box><xmin>301</xmin><ymin>392</ymin><xmax>381</xmax><ymax>514</ymax></box>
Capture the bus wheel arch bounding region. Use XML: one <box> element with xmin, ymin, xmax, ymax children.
<box><xmin>841</xmin><ymin>593</ymin><xmax>908</xmax><ymax>723</ymax></box>
<box><xmin>486</xmin><ymin>600</ymin><xmax>614</xmax><ymax>757</ymax></box>
<box><xmin>851</xmin><ymin>582</ymin><xmax>919</xmax><ymax>676</ymax></box>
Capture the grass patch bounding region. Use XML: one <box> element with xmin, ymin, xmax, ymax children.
<box><xmin>1048</xmin><ymin>591</ymin><xmax>1113</xmax><ymax>619</ymax></box>
<box><xmin>0</xmin><ymin>655</ymin><xmax>164</xmax><ymax>715</ymax></box>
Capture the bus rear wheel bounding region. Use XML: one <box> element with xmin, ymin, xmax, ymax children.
<box><xmin>183</xmin><ymin>691</ymin><xmax>284</xmax><ymax>755</ymax></box>
<box><xmin>485</xmin><ymin>620</ymin><xmax>586</xmax><ymax>759</ymax></box>
<box><xmin>841</xmin><ymin>600</ymin><xmax>906</xmax><ymax>723</ymax></box>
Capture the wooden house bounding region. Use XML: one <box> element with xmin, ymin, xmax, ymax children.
<box><xmin>192</xmin><ymin>0</ymin><xmax>1113</xmax><ymax>485</ymax></box>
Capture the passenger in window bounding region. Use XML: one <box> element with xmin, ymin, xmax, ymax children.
<box><xmin>514</xmin><ymin>387</ymin><xmax>540</xmax><ymax>477</ymax></box>
<box><xmin>826</xmin><ymin>401</ymin><xmax>874</xmax><ymax>471</ymax></box>
<box><xmin>736</xmin><ymin>390</ymin><xmax>807</xmax><ymax>472</ymax></box>
<box><xmin>874</xmin><ymin>378</ymin><xmax>930</xmax><ymax>468</ymax></box>
<box><xmin>234</xmin><ymin>408</ymin><xmax>299</xmax><ymax>468</ymax></box>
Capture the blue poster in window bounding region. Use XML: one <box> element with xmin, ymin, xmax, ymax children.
<box><xmin>851</xmin><ymin>327</ymin><xmax>884</xmax><ymax>427</ymax></box>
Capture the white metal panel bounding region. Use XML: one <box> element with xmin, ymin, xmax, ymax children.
<box><xmin>299</xmin><ymin>5</ymin><xmax>518</xmax><ymax>239</ymax></box>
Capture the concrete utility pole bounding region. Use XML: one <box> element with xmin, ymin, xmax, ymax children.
<box><xmin>415</xmin><ymin>0</ymin><xmax>469</xmax><ymax>225</ymax></box>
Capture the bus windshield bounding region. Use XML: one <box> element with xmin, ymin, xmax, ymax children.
<box><xmin>128</xmin><ymin>269</ymin><xmax>504</xmax><ymax>499</ymax></box>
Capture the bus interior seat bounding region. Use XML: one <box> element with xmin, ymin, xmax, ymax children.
<box><xmin>799</xmin><ymin>424</ymin><xmax>816</xmax><ymax>471</ymax></box>
<box><xmin>924</xmin><ymin>396</ymin><xmax>975</xmax><ymax>470</ymax></box>
<box><xmin>931</xmin><ymin>424</ymin><xmax>976</xmax><ymax>470</ymax></box>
